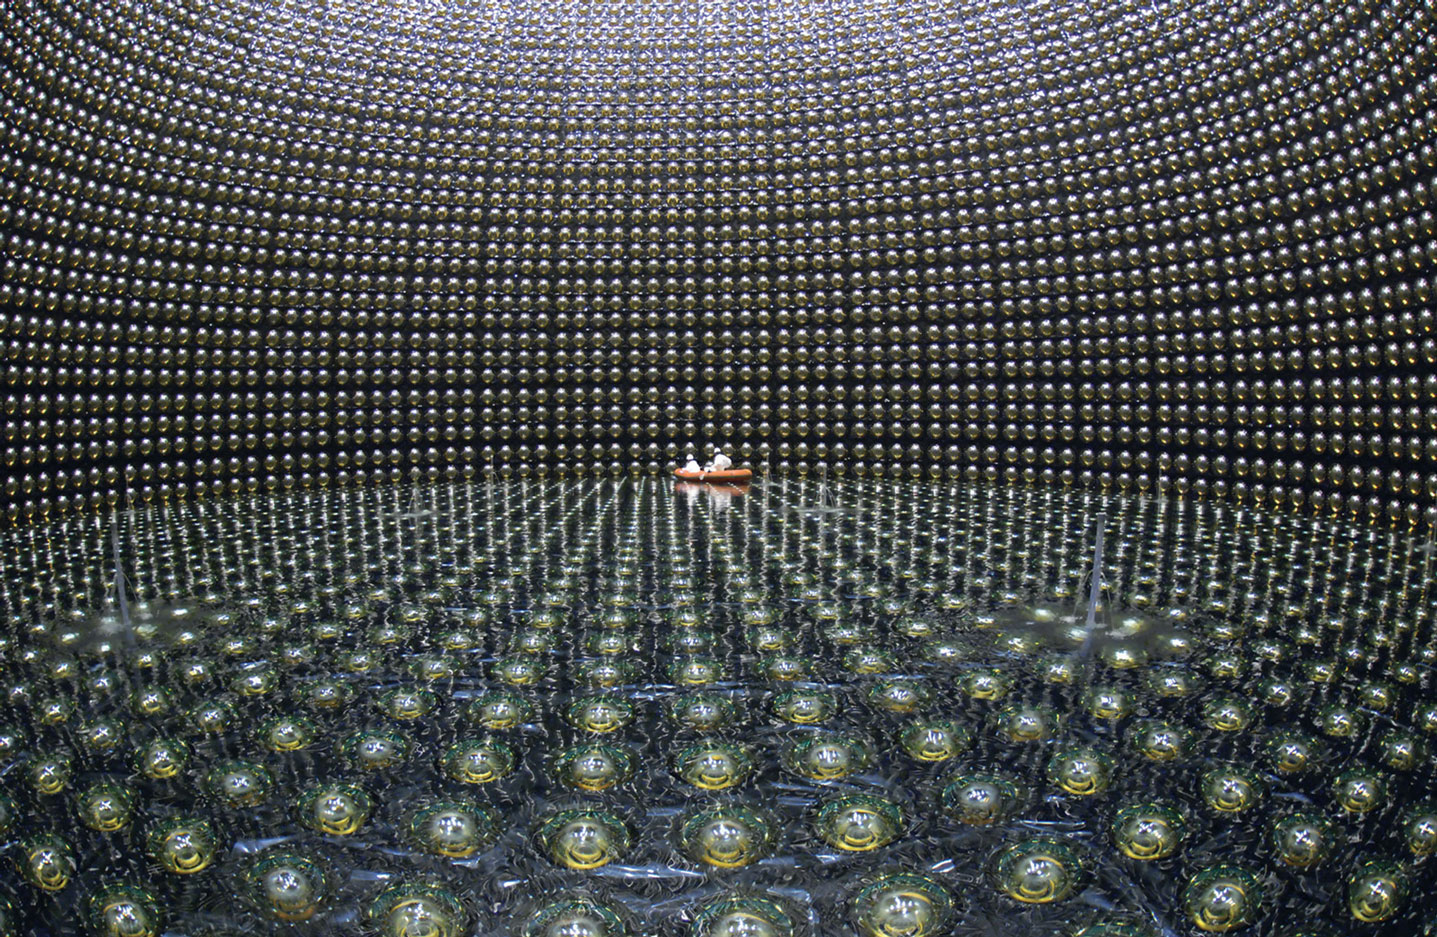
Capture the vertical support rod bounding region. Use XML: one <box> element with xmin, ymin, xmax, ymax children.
<box><xmin>1085</xmin><ymin>512</ymin><xmax>1106</xmax><ymax>633</ymax></box>
<box><xmin>110</xmin><ymin>513</ymin><xmax>134</xmax><ymax>649</ymax></box>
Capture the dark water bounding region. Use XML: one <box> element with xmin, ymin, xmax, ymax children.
<box><xmin>1</xmin><ymin>477</ymin><xmax>1434</xmax><ymax>937</ymax></box>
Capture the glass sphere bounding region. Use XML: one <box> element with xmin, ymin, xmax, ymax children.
<box><xmin>1046</xmin><ymin>747</ymin><xmax>1114</xmax><ymax>796</ymax></box>
<box><xmin>771</xmin><ymin>689</ymin><xmax>838</xmax><ymax>724</ymax></box>
<box><xmin>674</xmin><ymin>740</ymin><xmax>754</xmax><ymax>791</ymax></box>
<box><xmin>379</xmin><ymin>687</ymin><xmax>439</xmax><ymax>720</ymax></box>
<box><xmin>368</xmin><ymin>882</ymin><xmax>467</xmax><ymax>937</ymax></box>
<box><xmin>1400</xmin><ymin>802</ymin><xmax>1437</xmax><ymax>856</ymax></box>
<box><xmin>205</xmin><ymin>760</ymin><xmax>275</xmax><ymax>807</ymax></box>
<box><xmin>991</xmin><ymin>838</ymin><xmax>1084</xmax><ymax>903</ymax></box>
<box><xmin>669</xmin><ymin>692</ymin><xmax>739</xmax><ymax>732</ymax></box>
<box><xmin>493</xmin><ymin>656</ymin><xmax>546</xmax><ymax>686</ymax></box>
<box><xmin>867</xmin><ymin>679</ymin><xmax>931</xmax><ymax>713</ymax></box>
<box><xmin>147</xmin><ymin>816</ymin><xmax>219</xmax><ymax>875</ymax></box>
<box><xmin>78</xmin><ymin>782</ymin><xmax>137</xmax><ymax>832</ymax></box>
<box><xmin>538</xmin><ymin>808</ymin><xmax>631</xmax><ymax>870</ymax></box>
<box><xmin>1128</xmin><ymin>720</ymin><xmax>1192</xmax><ymax>762</ymax></box>
<box><xmin>992</xmin><ymin>704</ymin><xmax>1060</xmax><ymax>743</ymax></box>
<box><xmin>850</xmin><ymin>872</ymin><xmax>954</xmax><ymax>937</ymax></box>
<box><xmin>958</xmin><ymin>667</ymin><xmax>1013</xmax><ymax>700</ymax></box>
<box><xmin>442</xmin><ymin>738</ymin><xmax>518</xmax><ymax>784</ymax></box>
<box><xmin>1181</xmin><ymin>866</ymin><xmax>1262</xmax><ymax>932</ymax></box>
<box><xmin>259</xmin><ymin>714</ymin><xmax>318</xmax><ymax>752</ymax></box>
<box><xmin>1084</xmin><ymin>686</ymin><xmax>1134</xmax><ymax>720</ymax></box>
<box><xmin>523</xmin><ymin>899</ymin><xmax>627</xmax><ymax>937</ymax></box>
<box><xmin>28</xmin><ymin>753</ymin><xmax>73</xmax><ymax>796</ymax></box>
<box><xmin>1376</xmin><ymin>730</ymin><xmax>1425</xmax><ymax>771</ymax></box>
<box><xmin>1346</xmin><ymin>861</ymin><xmax>1407</xmax><ymax>924</ymax></box>
<box><xmin>408</xmin><ymin>801</ymin><xmax>502</xmax><ymax>859</ymax></box>
<box><xmin>17</xmin><ymin>834</ymin><xmax>75</xmax><ymax>891</ymax></box>
<box><xmin>816</xmin><ymin>794</ymin><xmax>905</xmax><ymax>852</ymax></box>
<box><xmin>899</xmin><ymin>718</ymin><xmax>971</xmax><ymax>761</ymax></box>
<box><xmin>297</xmin><ymin>783</ymin><xmax>373</xmax><ymax>836</ymax></box>
<box><xmin>1201</xmin><ymin>766</ymin><xmax>1265</xmax><ymax>814</ymax></box>
<box><xmin>1264</xmin><ymin>731</ymin><xmax>1323</xmax><ymax>775</ymax></box>
<box><xmin>940</xmin><ymin>772</ymin><xmax>1022</xmax><ymax>825</ymax></box>
<box><xmin>679</xmin><ymin>804</ymin><xmax>775</xmax><ymax>868</ymax></box>
<box><xmin>1331</xmin><ymin>769</ymin><xmax>1386</xmax><ymax>813</ymax></box>
<box><xmin>244</xmin><ymin>852</ymin><xmax>328</xmax><ymax>922</ymax></box>
<box><xmin>1269</xmin><ymin>813</ymin><xmax>1334</xmax><ymax>869</ymax></box>
<box><xmin>670</xmin><ymin>657</ymin><xmax>725</xmax><ymax>685</ymax></box>
<box><xmin>300</xmin><ymin>680</ymin><xmax>354</xmax><ymax>712</ymax></box>
<box><xmin>553</xmin><ymin>743</ymin><xmax>637</xmax><ymax>792</ymax></box>
<box><xmin>342</xmin><ymin>730</ymin><xmax>412</xmax><ymax>772</ymax></box>
<box><xmin>88</xmin><ymin>884</ymin><xmax>162</xmax><ymax>937</ymax></box>
<box><xmin>566</xmin><ymin>695</ymin><xmax>637</xmax><ymax>733</ymax></box>
<box><xmin>466</xmin><ymin>691</ymin><xmax>534</xmax><ymax>730</ymax></box>
<box><xmin>1111</xmin><ymin>803</ymin><xmax>1185</xmax><ymax>860</ymax></box>
<box><xmin>80</xmin><ymin>718</ymin><xmax>127</xmax><ymax>754</ymax></box>
<box><xmin>691</xmin><ymin>895</ymin><xmax>795</xmax><ymax>937</ymax></box>
<box><xmin>780</xmin><ymin>733</ymin><xmax>872</xmax><ymax>780</ymax></box>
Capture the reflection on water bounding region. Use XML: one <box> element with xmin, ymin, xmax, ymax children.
<box><xmin>0</xmin><ymin>477</ymin><xmax>1434</xmax><ymax>936</ymax></box>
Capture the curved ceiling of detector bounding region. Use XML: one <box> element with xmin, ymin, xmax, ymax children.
<box><xmin>1</xmin><ymin>0</ymin><xmax>1435</xmax><ymax>522</ymax></box>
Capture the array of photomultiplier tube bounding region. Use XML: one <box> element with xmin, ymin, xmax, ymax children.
<box><xmin>2</xmin><ymin>0</ymin><xmax>1436</xmax><ymax>524</ymax></box>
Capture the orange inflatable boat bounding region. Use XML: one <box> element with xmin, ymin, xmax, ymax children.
<box><xmin>674</xmin><ymin>467</ymin><xmax>754</xmax><ymax>483</ymax></box>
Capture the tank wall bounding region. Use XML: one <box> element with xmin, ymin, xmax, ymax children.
<box><xmin>2</xmin><ymin>0</ymin><xmax>1436</xmax><ymax>525</ymax></box>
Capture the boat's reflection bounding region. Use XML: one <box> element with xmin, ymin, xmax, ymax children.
<box><xmin>675</xmin><ymin>480</ymin><xmax>750</xmax><ymax>511</ymax></box>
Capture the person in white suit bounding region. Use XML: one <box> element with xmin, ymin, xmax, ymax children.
<box><xmin>705</xmin><ymin>448</ymin><xmax>732</xmax><ymax>472</ymax></box>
